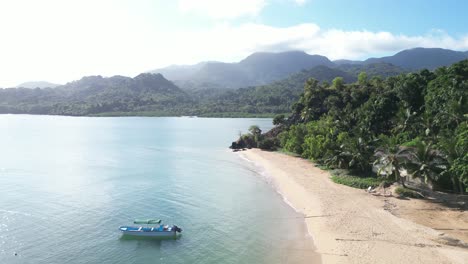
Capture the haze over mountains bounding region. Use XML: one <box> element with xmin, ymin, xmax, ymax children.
<box><xmin>16</xmin><ymin>81</ymin><xmax>60</xmax><ymax>89</ymax></box>
<box><xmin>1</xmin><ymin>47</ymin><xmax>467</xmax><ymax>117</ymax></box>
<box><xmin>153</xmin><ymin>51</ymin><xmax>333</xmax><ymax>89</ymax></box>
<box><xmin>152</xmin><ymin>47</ymin><xmax>468</xmax><ymax>90</ymax></box>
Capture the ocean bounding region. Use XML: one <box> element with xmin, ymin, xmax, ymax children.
<box><xmin>0</xmin><ymin>115</ymin><xmax>313</xmax><ymax>264</ymax></box>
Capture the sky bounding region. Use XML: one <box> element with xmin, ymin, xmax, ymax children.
<box><xmin>1</xmin><ymin>0</ymin><xmax>468</xmax><ymax>87</ymax></box>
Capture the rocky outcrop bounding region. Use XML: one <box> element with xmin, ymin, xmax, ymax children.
<box><xmin>229</xmin><ymin>135</ymin><xmax>256</xmax><ymax>150</ymax></box>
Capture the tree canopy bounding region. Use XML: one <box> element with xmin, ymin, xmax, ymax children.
<box><xmin>263</xmin><ymin>60</ymin><xmax>468</xmax><ymax>193</ymax></box>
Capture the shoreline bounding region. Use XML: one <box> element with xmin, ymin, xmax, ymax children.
<box><xmin>238</xmin><ymin>151</ymin><xmax>322</xmax><ymax>264</ymax></box>
<box><xmin>240</xmin><ymin>149</ymin><xmax>468</xmax><ymax>264</ymax></box>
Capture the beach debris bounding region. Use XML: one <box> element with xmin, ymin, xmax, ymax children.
<box><xmin>366</xmin><ymin>186</ymin><xmax>376</xmax><ymax>193</ymax></box>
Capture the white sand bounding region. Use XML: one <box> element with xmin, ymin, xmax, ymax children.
<box><xmin>241</xmin><ymin>149</ymin><xmax>468</xmax><ymax>264</ymax></box>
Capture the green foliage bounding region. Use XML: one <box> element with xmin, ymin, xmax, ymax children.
<box><xmin>358</xmin><ymin>71</ymin><xmax>368</xmax><ymax>85</ymax></box>
<box><xmin>332</xmin><ymin>77</ymin><xmax>344</xmax><ymax>89</ymax></box>
<box><xmin>331</xmin><ymin>174</ymin><xmax>390</xmax><ymax>189</ymax></box>
<box><xmin>425</xmin><ymin>60</ymin><xmax>468</xmax><ymax>132</ymax></box>
<box><xmin>301</xmin><ymin>118</ymin><xmax>337</xmax><ymax>160</ymax></box>
<box><xmin>198</xmin><ymin>112</ymin><xmax>279</xmax><ymax>118</ymax></box>
<box><xmin>445</xmin><ymin>122</ymin><xmax>468</xmax><ymax>192</ymax></box>
<box><xmin>401</xmin><ymin>137</ymin><xmax>422</xmax><ymax>147</ymax></box>
<box><xmin>279</xmin><ymin>124</ymin><xmax>307</xmax><ymax>154</ymax></box>
<box><xmin>258</xmin><ymin>138</ymin><xmax>277</xmax><ymax>151</ymax></box>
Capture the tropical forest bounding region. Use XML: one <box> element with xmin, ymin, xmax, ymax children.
<box><xmin>233</xmin><ymin>60</ymin><xmax>468</xmax><ymax>194</ymax></box>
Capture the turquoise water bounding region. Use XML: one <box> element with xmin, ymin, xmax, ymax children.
<box><xmin>0</xmin><ymin>115</ymin><xmax>314</xmax><ymax>264</ymax></box>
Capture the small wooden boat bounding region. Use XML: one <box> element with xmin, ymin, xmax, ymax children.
<box><xmin>119</xmin><ymin>219</ymin><xmax>182</xmax><ymax>238</ymax></box>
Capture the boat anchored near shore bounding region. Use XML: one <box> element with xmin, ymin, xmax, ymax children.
<box><xmin>119</xmin><ymin>219</ymin><xmax>182</xmax><ymax>238</ymax></box>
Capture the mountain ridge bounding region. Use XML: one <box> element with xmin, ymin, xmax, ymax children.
<box><xmin>152</xmin><ymin>50</ymin><xmax>334</xmax><ymax>89</ymax></box>
<box><xmin>152</xmin><ymin>47</ymin><xmax>467</xmax><ymax>90</ymax></box>
<box><xmin>364</xmin><ymin>47</ymin><xmax>468</xmax><ymax>69</ymax></box>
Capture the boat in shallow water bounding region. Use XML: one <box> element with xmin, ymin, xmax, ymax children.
<box><xmin>119</xmin><ymin>219</ymin><xmax>182</xmax><ymax>238</ymax></box>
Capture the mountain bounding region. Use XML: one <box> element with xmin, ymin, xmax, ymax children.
<box><xmin>364</xmin><ymin>48</ymin><xmax>468</xmax><ymax>70</ymax></box>
<box><xmin>16</xmin><ymin>81</ymin><xmax>60</xmax><ymax>89</ymax></box>
<box><xmin>0</xmin><ymin>73</ymin><xmax>187</xmax><ymax>116</ymax></box>
<box><xmin>335</xmin><ymin>48</ymin><xmax>468</xmax><ymax>70</ymax></box>
<box><xmin>152</xmin><ymin>51</ymin><xmax>334</xmax><ymax>90</ymax></box>
<box><xmin>152</xmin><ymin>48</ymin><xmax>468</xmax><ymax>90</ymax></box>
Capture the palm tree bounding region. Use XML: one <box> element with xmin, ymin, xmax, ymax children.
<box><xmin>374</xmin><ymin>137</ymin><xmax>411</xmax><ymax>186</ymax></box>
<box><xmin>248</xmin><ymin>125</ymin><xmax>261</xmax><ymax>136</ymax></box>
<box><xmin>405</xmin><ymin>141</ymin><xmax>447</xmax><ymax>188</ymax></box>
<box><xmin>332</xmin><ymin>136</ymin><xmax>374</xmax><ymax>172</ymax></box>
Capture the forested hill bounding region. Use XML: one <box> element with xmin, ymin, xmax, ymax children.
<box><xmin>0</xmin><ymin>73</ymin><xmax>189</xmax><ymax>116</ymax></box>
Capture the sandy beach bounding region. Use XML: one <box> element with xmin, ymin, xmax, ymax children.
<box><xmin>241</xmin><ymin>149</ymin><xmax>468</xmax><ymax>264</ymax></box>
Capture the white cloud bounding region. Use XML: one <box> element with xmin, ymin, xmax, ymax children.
<box><xmin>0</xmin><ymin>0</ymin><xmax>467</xmax><ymax>87</ymax></box>
<box><xmin>162</xmin><ymin>23</ymin><xmax>468</xmax><ymax>65</ymax></box>
<box><xmin>178</xmin><ymin>0</ymin><xmax>266</xmax><ymax>19</ymax></box>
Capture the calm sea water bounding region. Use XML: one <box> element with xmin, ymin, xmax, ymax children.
<box><xmin>0</xmin><ymin>115</ymin><xmax>314</xmax><ymax>264</ymax></box>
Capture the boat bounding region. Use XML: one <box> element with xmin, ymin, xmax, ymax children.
<box><xmin>119</xmin><ymin>219</ymin><xmax>182</xmax><ymax>238</ymax></box>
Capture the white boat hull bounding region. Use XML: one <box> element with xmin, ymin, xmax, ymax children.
<box><xmin>119</xmin><ymin>225</ymin><xmax>181</xmax><ymax>238</ymax></box>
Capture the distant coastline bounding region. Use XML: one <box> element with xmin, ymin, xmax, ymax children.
<box><xmin>240</xmin><ymin>149</ymin><xmax>468</xmax><ymax>264</ymax></box>
<box><xmin>0</xmin><ymin>112</ymin><xmax>277</xmax><ymax>118</ymax></box>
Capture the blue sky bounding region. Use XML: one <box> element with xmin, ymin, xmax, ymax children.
<box><xmin>261</xmin><ymin>0</ymin><xmax>468</xmax><ymax>35</ymax></box>
<box><xmin>0</xmin><ymin>0</ymin><xmax>467</xmax><ymax>87</ymax></box>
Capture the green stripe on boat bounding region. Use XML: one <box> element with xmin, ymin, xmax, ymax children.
<box><xmin>134</xmin><ymin>219</ymin><xmax>161</xmax><ymax>224</ymax></box>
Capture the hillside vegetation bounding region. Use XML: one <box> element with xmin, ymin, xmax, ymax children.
<box><xmin>236</xmin><ymin>60</ymin><xmax>468</xmax><ymax>193</ymax></box>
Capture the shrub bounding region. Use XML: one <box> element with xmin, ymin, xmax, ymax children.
<box><xmin>401</xmin><ymin>137</ymin><xmax>422</xmax><ymax>147</ymax></box>
<box><xmin>394</xmin><ymin>187</ymin><xmax>423</xmax><ymax>199</ymax></box>
<box><xmin>273</xmin><ymin>114</ymin><xmax>286</xmax><ymax>125</ymax></box>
